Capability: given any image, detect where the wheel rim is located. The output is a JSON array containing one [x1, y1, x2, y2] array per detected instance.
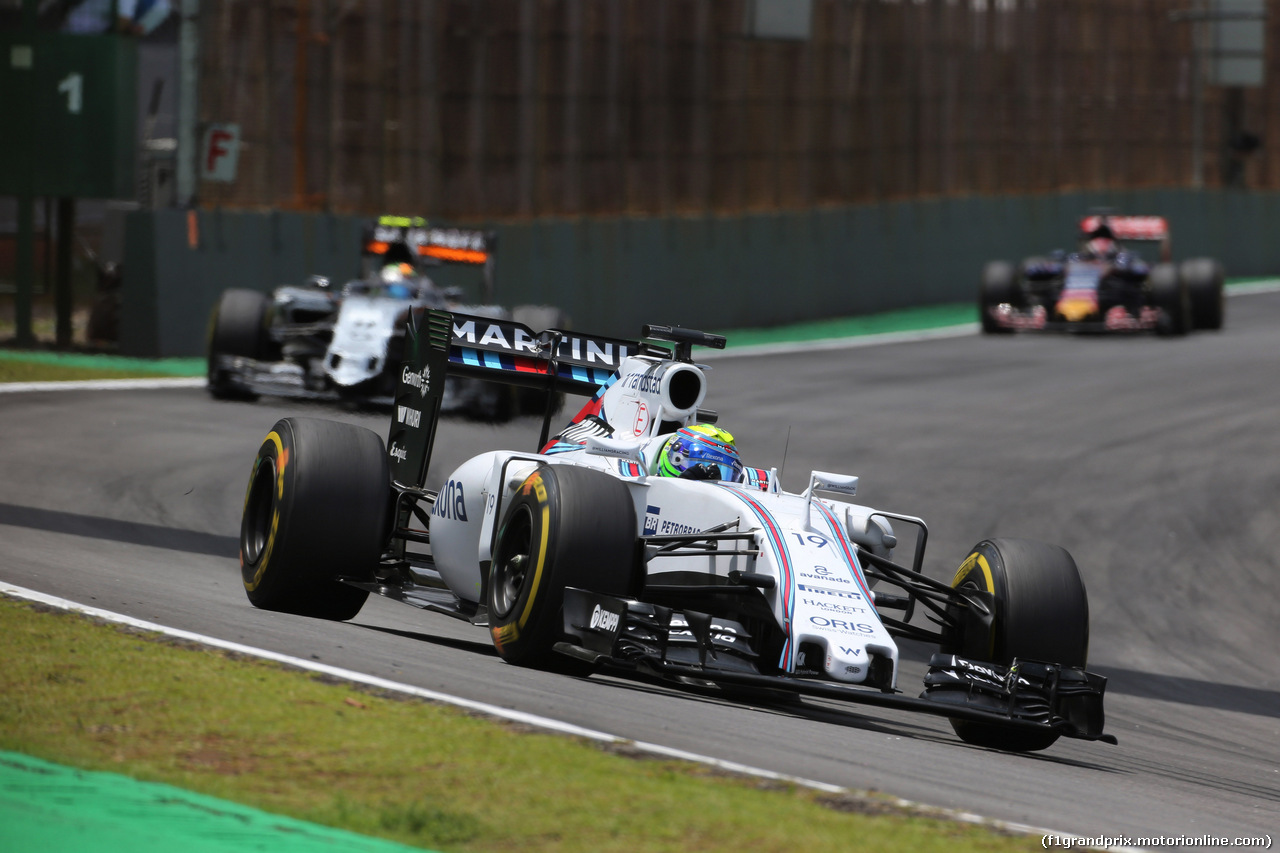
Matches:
[[242, 457, 277, 566], [491, 504, 534, 619]]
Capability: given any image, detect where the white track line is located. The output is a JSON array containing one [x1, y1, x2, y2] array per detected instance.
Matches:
[[0, 377, 204, 393], [0, 581, 1141, 851]]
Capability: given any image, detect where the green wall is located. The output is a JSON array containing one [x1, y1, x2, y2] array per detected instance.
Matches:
[[121, 189, 1280, 357]]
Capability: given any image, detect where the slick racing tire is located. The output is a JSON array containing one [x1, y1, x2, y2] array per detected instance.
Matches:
[[208, 289, 274, 401], [943, 538, 1089, 752], [488, 465, 638, 669], [1148, 263, 1190, 337], [240, 417, 389, 621], [1181, 258, 1225, 331], [979, 261, 1018, 335]]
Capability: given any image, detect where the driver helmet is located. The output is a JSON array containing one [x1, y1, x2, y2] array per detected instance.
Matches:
[[656, 424, 743, 482], [1085, 236, 1117, 258], [380, 263, 414, 298], [1084, 221, 1118, 258]]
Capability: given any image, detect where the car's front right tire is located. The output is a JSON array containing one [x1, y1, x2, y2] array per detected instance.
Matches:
[[979, 261, 1019, 335]]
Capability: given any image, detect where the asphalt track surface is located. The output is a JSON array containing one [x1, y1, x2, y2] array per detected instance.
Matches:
[[2, 292, 1278, 849]]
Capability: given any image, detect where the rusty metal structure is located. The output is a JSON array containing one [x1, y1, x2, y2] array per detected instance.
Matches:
[[194, 0, 1276, 218]]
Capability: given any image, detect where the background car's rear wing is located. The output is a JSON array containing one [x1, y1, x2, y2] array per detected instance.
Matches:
[[361, 215, 498, 300], [1079, 214, 1171, 261]]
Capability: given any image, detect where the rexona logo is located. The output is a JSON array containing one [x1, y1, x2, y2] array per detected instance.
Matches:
[[388, 442, 409, 463], [589, 605, 620, 632], [401, 365, 431, 397], [397, 406, 422, 428], [431, 479, 467, 521]]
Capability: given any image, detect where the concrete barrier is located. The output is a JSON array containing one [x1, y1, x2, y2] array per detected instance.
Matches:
[[120, 189, 1280, 357]]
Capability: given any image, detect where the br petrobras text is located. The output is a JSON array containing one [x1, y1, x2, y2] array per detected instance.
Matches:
[[1042, 834, 1271, 849]]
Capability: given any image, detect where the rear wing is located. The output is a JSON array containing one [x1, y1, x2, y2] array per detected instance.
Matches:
[[1079, 215, 1171, 261], [361, 215, 498, 300], [389, 310, 724, 490], [389, 309, 643, 488]]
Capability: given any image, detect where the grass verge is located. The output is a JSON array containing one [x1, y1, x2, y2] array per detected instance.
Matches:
[[0, 596, 1032, 853], [0, 349, 204, 382]]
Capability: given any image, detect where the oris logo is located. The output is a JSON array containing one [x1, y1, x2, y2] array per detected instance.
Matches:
[[589, 605, 620, 633], [401, 365, 431, 397]]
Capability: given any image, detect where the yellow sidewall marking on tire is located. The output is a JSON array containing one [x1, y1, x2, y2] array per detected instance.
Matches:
[[518, 505, 551, 630], [952, 550, 994, 593], [952, 550, 996, 659], [245, 431, 285, 592]]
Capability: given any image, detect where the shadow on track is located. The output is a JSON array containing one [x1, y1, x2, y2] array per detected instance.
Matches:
[[0, 502, 236, 558]]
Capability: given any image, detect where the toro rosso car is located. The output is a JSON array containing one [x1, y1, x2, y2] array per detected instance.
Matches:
[[238, 310, 1115, 752], [207, 215, 566, 420], [980, 215, 1224, 336]]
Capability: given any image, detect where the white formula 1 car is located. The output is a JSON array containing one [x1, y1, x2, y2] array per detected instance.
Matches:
[[207, 216, 565, 420], [238, 311, 1115, 752]]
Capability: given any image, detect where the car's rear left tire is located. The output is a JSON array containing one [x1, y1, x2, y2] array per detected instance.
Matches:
[[942, 538, 1090, 752], [240, 417, 388, 621], [488, 465, 639, 669]]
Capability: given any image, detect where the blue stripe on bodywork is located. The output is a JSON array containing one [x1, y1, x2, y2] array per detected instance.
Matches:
[[811, 501, 877, 607], [719, 488, 796, 672]]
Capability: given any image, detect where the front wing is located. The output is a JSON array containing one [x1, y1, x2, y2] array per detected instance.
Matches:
[[558, 588, 1115, 744]]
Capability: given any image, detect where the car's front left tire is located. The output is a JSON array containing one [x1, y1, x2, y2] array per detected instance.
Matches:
[[488, 465, 639, 669], [208, 289, 274, 400], [942, 538, 1090, 752]]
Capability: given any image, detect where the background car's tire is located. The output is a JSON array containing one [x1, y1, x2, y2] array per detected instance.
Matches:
[[979, 261, 1018, 335], [208, 289, 274, 400], [943, 538, 1090, 752], [512, 305, 572, 417], [1149, 263, 1190, 337], [240, 417, 388, 621], [488, 465, 638, 669], [1181, 257, 1225, 331]]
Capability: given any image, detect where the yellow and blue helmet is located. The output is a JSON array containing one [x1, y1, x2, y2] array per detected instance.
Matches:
[[656, 424, 743, 482]]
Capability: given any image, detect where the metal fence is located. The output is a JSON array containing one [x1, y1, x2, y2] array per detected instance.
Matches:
[[194, 0, 1276, 218]]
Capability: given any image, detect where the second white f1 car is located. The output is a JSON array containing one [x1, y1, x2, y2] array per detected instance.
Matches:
[[238, 310, 1115, 752]]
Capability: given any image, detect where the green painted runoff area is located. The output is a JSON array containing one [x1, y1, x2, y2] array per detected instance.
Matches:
[[0, 751, 434, 853]]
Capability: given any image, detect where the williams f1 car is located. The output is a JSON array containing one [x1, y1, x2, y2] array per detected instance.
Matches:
[[238, 310, 1114, 752], [980, 214, 1224, 336], [207, 215, 566, 419]]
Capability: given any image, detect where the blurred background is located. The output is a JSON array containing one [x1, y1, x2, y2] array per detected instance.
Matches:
[[1, 0, 1275, 354]]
